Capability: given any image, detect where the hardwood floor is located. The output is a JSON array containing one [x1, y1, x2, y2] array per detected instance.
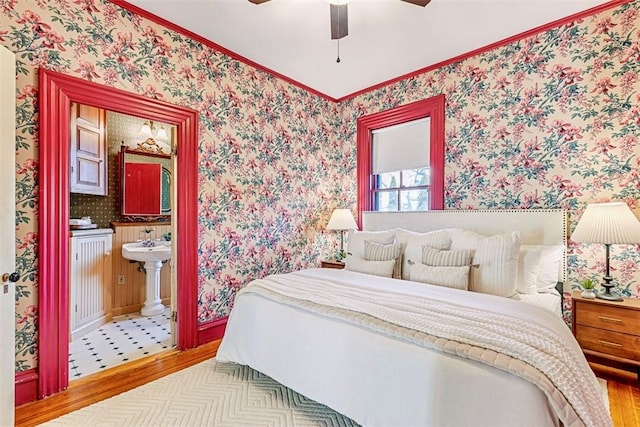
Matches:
[[15, 341, 640, 426], [590, 362, 640, 427]]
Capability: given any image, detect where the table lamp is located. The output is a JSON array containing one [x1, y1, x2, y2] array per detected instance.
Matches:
[[326, 208, 358, 260], [571, 202, 640, 301]]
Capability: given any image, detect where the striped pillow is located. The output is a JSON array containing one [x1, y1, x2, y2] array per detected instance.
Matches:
[[421, 246, 473, 267], [449, 230, 521, 297], [364, 240, 402, 279]]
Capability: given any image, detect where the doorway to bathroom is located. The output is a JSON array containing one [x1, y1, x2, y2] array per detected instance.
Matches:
[[38, 70, 199, 398], [68, 106, 176, 380]]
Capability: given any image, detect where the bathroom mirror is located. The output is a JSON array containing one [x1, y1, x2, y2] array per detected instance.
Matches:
[[119, 142, 171, 220]]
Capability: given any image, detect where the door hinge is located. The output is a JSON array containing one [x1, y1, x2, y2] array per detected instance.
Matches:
[[171, 311, 178, 322]]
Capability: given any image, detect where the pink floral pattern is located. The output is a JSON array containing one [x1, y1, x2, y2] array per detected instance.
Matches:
[[3, 1, 640, 372]]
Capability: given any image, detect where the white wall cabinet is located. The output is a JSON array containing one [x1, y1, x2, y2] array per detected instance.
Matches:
[[70, 229, 113, 341], [70, 103, 108, 195]]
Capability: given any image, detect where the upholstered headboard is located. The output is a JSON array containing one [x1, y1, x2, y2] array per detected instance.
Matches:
[[362, 209, 568, 282]]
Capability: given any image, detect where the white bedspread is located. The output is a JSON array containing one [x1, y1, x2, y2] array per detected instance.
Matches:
[[217, 268, 610, 427]]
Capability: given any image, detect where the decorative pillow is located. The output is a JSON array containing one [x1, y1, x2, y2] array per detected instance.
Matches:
[[410, 263, 470, 290], [421, 245, 473, 267], [395, 228, 459, 280], [364, 240, 403, 279], [516, 245, 542, 294], [534, 244, 564, 293], [450, 229, 521, 297], [344, 256, 395, 278], [346, 230, 394, 259]]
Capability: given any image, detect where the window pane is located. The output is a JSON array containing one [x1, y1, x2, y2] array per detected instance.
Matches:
[[400, 189, 429, 211], [374, 190, 398, 211], [376, 171, 400, 190], [402, 167, 430, 187]]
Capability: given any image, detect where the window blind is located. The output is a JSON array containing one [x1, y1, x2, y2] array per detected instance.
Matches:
[[372, 117, 430, 174]]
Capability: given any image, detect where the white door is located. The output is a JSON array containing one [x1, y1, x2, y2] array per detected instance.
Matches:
[[0, 45, 17, 427]]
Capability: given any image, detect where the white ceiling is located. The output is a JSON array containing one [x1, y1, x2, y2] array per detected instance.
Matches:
[[126, 0, 613, 100]]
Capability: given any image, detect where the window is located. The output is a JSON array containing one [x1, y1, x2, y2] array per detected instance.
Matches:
[[371, 117, 431, 211], [374, 168, 430, 211], [356, 95, 445, 224]]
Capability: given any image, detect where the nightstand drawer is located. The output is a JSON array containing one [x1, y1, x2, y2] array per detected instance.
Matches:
[[321, 260, 345, 269], [574, 301, 640, 334], [576, 326, 640, 361]]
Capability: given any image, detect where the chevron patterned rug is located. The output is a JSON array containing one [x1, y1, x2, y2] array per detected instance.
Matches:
[[41, 359, 358, 426]]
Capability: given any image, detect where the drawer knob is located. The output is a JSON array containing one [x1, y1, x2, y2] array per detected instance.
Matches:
[[598, 316, 622, 324], [598, 340, 623, 348]]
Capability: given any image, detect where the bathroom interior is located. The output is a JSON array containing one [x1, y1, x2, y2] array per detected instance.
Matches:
[[68, 104, 176, 380]]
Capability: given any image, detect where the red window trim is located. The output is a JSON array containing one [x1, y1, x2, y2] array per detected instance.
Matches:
[[356, 95, 445, 226]]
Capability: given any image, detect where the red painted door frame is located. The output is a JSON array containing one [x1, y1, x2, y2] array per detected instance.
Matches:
[[38, 69, 199, 398], [356, 95, 445, 225]]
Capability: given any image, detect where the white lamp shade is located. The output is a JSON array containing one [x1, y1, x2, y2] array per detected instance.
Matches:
[[572, 202, 640, 244], [140, 121, 153, 137], [326, 209, 358, 231], [155, 126, 168, 141]]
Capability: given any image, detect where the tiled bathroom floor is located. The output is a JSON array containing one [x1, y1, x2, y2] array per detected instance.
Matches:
[[69, 306, 173, 380]]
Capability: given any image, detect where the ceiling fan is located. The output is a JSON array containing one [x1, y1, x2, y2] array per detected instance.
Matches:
[[248, 0, 432, 40]]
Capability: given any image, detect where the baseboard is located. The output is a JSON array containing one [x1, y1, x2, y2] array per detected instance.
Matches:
[[197, 316, 228, 345], [15, 368, 38, 406], [111, 304, 144, 316], [71, 313, 112, 341]]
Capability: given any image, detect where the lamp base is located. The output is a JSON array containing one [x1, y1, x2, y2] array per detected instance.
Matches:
[[596, 292, 623, 301], [597, 281, 623, 301]]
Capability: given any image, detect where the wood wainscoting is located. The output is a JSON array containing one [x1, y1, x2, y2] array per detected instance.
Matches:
[[111, 222, 172, 315]]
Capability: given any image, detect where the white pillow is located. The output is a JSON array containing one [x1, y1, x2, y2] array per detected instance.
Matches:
[[535, 245, 564, 293], [347, 230, 394, 259], [450, 229, 521, 297], [345, 256, 395, 278], [516, 245, 542, 294], [364, 240, 403, 279], [395, 228, 458, 280], [410, 263, 470, 290]]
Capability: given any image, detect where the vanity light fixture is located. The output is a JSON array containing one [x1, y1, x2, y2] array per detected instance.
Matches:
[[572, 202, 640, 301], [140, 120, 169, 142]]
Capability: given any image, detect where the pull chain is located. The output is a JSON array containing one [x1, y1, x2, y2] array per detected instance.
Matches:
[[336, 39, 341, 63]]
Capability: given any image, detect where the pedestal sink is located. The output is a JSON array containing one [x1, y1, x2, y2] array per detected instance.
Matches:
[[122, 241, 171, 316]]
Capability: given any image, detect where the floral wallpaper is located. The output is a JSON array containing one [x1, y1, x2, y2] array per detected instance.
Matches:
[[4, 0, 640, 373]]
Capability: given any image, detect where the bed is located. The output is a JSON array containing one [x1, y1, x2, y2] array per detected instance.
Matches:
[[216, 210, 611, 427]]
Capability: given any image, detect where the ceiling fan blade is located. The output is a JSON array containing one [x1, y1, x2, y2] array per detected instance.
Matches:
[[330, 4, 348, 40], [400, 0, 432, 6], [248, 0, 271, 4]]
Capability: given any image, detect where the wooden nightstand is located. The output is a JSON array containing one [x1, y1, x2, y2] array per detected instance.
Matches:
[[572, 291, 640, 379], [321, 260, 345, 269]]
